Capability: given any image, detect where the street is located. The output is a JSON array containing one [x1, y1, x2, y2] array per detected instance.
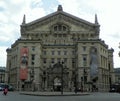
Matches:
[[0, 92, 120, 101]]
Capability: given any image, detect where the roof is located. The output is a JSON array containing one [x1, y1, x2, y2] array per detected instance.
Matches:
[[22, 5, 99, 27]]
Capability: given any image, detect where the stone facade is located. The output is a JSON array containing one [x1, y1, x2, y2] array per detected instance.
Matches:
[[6, 5, 115, 92]]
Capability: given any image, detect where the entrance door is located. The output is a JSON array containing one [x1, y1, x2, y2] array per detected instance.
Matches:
[[53, 77, 61, 91]]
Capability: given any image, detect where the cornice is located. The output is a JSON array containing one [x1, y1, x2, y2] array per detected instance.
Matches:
[[77, 39, 108, 48], [11, 39, 42, 48]]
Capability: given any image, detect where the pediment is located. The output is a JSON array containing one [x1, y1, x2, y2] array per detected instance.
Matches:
[[21, 10, 99, 34]]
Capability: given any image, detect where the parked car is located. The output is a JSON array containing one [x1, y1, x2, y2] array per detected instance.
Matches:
[[8, 85, 14, 91], [0, 86, 4, 91], [0, 83, 5, 91], [109, 84, 120, 93], [0, 83, 14, 91], [109, 87, 116, 92]]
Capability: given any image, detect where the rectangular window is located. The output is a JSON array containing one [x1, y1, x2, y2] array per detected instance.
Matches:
[[72, 51, 75, 55], [43, 51, 46, 55], [43, 58, 47, 64], [54, 34, 57, 37], [31, 61, 34, 65], [63, 34, 67, 37], [54, 26, 57, 31], [64, 58, 67, 63], [51, 58, 54, 63], [83, 55, 87, 66], [32, 46, 35, 51], [72, 58, 75, 68], [57, 58, 61, 63], [58, 34, 62, 37], [51, 51, 55, 55], [72, 58, 75, 63], [31, 54, 35, 60], [83, 46, 86, 51], [64, 51, 67, 55], [83, 57, 86, 61], [58, 51, 61, 55]]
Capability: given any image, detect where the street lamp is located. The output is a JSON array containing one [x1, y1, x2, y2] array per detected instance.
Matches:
[[43, 71, 46, 91], [74, 73, 77, 94], [83, 68, 87, 92], [61, 61, 64, 95]]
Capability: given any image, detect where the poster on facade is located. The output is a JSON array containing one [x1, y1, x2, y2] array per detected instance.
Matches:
[[90, 47, 98, 81], [20, 48, 28, 80], [20, 68, 28, 80]]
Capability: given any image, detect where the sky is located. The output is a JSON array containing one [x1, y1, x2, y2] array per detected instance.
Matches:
[[0, 0, 120, 68]]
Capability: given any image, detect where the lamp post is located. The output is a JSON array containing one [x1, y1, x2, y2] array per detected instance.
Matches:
[[61, 61, 64, 95], [43, 71, 46, 91], [83, 68, 87, 92], [74, 73, 77, 94], [81, 76, 83, 92]]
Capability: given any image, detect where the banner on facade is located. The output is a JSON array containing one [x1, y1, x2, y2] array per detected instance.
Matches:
[[20, 48, 28, 80], [20, 68, 28, 80], [90, 47, 98, 81]]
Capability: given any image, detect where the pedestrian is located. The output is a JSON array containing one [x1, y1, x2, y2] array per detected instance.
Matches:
[[74, 87, 77, 94], [3, 87, 8, 95]]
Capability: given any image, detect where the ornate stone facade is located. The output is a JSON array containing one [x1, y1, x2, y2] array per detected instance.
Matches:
[[6, 5, 115, 92]]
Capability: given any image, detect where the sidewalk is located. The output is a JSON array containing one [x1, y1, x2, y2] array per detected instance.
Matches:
[[19, 91, 90, 96]]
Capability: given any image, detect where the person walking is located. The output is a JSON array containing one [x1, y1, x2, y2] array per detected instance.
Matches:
[[3, 87, 8, 95]]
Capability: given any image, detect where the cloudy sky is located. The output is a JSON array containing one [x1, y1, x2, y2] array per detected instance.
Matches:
[[0, 0, 120, 68]]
